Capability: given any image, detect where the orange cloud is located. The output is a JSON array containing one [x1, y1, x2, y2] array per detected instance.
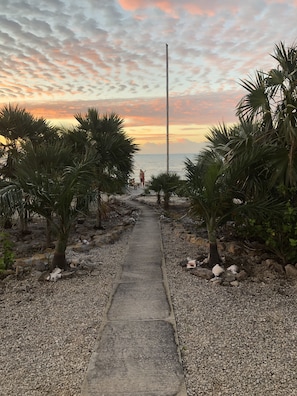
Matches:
[[119, 0, 173, 14], [183, 3, 215, 16], [265, 0, 297, 4], [4, 89, 241, 131], [118, 0, 239, 17]]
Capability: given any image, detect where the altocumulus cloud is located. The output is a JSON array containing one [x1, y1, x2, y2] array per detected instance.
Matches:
[[1, 0, 297, 147]]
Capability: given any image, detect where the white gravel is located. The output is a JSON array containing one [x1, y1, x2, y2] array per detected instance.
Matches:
[[1, 198, 297, 396], [0, 236, 130, 396], [161, 220, 297, 396]]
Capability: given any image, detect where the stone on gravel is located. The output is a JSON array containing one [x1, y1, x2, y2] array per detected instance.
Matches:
[[236, 269, 249, 281], [190, 267, 213, 280], [285, 264, 297, 279]]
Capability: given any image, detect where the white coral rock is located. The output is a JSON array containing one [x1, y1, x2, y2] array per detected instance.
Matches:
[[47, 267, 62, 282], [227, 264, 239, 274], [212, 264, 225, 277], [186, 259, 197, 269]]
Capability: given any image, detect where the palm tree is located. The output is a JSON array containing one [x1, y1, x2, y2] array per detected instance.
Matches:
[[75, 108, 139, 229], [185, 140, 283, 267], [9, 141, 95, 270], [0, 105, 59, 232], [236, 42, 297, 187], [185, 43, 296, 265], [185, 150, 233, 265], [148, 173, 181, 209], [208, 122, 280, 196], [0, 178, 23, 229], [148, 175, 162, 205], [0, 104, 57, 179], [61, 128, 95, 213]]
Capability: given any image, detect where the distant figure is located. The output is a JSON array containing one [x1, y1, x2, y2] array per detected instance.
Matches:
[[139, 169, 145, 186]]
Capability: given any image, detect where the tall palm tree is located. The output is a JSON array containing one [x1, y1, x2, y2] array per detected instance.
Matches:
[[236, 70, 273, 129], [208, 122, 279, 196], [75, 108, 139, 228], [236, 42, 297, 187], [0, 104, 34, 179], [187, 43, 295, 265], [0, 104, 57, 179], [61, 128, 95, 213], [0, 105, 59, 232]]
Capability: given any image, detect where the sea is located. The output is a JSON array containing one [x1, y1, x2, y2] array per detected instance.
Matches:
[[131, 153, 198, 183], [0, 152, 198, 183]]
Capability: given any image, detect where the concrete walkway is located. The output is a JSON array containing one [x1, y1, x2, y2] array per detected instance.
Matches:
[[81, 199, 187, 396]]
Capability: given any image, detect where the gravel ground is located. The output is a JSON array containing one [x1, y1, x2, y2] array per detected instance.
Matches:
[[0, 235, 130, 396], [161, 220, 297, 396], [1, 196, 297, 396]]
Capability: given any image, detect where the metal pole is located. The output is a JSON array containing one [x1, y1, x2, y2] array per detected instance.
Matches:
[[166, 43, 169, 174]]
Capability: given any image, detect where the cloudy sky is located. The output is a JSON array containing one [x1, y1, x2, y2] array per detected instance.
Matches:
[[1, 0, 297, 153]]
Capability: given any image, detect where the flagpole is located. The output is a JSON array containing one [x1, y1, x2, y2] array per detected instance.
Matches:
[[166, 43, 169, 174]]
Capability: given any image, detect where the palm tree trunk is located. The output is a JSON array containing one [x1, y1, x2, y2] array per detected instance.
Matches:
[[157, 192, 161, 205], [19, 199, 29, 234], [51, 231, 69, 270], [288, 141, 295, 185], [209, 241, 221, 266], [207, 220, 221, 266], [46, 217, 52, 248], [164, 192, 170, 209], [19, 211, 29, 234], [95, 189, 103, 229]]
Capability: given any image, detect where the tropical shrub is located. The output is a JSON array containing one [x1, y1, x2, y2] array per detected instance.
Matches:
[[148, 172, 181, 209], [236, 198, 297, 263]]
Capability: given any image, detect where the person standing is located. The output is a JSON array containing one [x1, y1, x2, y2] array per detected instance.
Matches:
[[139, 169, 145, 186]]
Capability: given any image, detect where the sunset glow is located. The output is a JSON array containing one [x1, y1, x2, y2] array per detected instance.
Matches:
[[1, 1, 297, 153]]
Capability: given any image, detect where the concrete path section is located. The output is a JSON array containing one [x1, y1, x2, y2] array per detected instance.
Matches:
[[81, 200, 187, 396]]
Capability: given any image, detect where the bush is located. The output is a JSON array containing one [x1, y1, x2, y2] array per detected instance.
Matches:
[[236, 201, 297, 264]]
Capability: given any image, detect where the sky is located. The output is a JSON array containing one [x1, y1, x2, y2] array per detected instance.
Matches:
[[1, 0, 297, 154]]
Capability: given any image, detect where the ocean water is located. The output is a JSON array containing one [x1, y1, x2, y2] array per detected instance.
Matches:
[[0, 152, 197, 183], [131, 153, 198, 183]]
